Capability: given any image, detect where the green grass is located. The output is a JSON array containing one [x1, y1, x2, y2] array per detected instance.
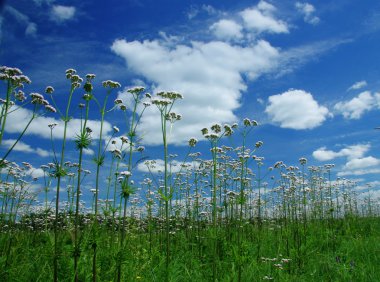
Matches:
[[0, 216, 379, 281]]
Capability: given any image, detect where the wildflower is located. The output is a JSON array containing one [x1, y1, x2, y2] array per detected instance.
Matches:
[[85, 74, 96, 80], [145, 93, 152, 98], [151, 97, 172, 106], [45, 105, 57, 113], [166, 112, 182, 122], [65, 68, 76, 76], [119, 104, 127, 111], [30, 93, 47, 105], [79, 103, 85, 108], [188, 138, 198, 147], [243, 118, 251, 126], [15, 90, 26, 102], [157, 91, 183, 100], [30, 92, 44, 100], [224, 124, 233, 136], [136, 146, 145, 152], [113, 126, 120, 133], [120, 170, 132, 177], [114, 98, 123, 104], [45, 86, 54, 94], [82, 93, 92, 101], [201, 128, 208, 135], [86, 127, 93, 134], [102, 80, 121, 88], [274, 161, 283, 168], [211, 123, 222, 133], [127, 86, 145, 94], [255, 141, 263, 148], [120, 136, 129, 143], [299, 157, 307, 165], [0, 67, 31, 86], [70, 74, 82, 83], [83, 81, 93, 92]]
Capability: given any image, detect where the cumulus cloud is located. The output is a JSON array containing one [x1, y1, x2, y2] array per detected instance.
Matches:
[[334, 91, 374, 119], [2, 139, 51, 157], [4, 108, 113, 140], [50, 5, 76, 23], [312, 144, 370, 161], [265, 89, 330, 129], [240, 1, 289, 35], [112, 38, 279, 145], [210, 19, 243, 41], [343, 156, 380, 170], [348, 80, 367, 91], [295, 2, 320, 25], [313, 144, 379, 176]]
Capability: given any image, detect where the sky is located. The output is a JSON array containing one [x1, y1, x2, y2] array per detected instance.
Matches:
[[1, 0, 380, 204]]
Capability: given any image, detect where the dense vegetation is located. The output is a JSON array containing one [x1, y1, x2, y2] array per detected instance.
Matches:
[[1, 66, 379, 281]]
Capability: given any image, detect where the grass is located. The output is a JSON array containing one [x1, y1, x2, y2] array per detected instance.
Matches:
[[0, 215, 379, 281], [1, 66, 380, 281]]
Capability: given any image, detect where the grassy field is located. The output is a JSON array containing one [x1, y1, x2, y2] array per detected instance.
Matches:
[[0, 215, 379, 281], [1, 67, 380, 281]]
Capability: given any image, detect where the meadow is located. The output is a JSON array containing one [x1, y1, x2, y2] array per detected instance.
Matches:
[[0, 66, 379, 281]]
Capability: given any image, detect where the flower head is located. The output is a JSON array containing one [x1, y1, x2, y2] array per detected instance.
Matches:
[[45, 86, 55, 94], [188, 138, 198, 147]]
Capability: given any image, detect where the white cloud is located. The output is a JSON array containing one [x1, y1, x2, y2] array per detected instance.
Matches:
[[137, 159, 198, 174], [5, 5, 37, 37], [202, 5, 218, 16], [2, 139, 51, 157], [83, 148, 95, 156], [240, 1, 289, 35], [265, 89, 329, 129], [295, 2, 320, 25], [348, 80, 367, 91], [187, 4, 219, 20], [357, 188, 380, 201], [343, 156, 380, 170], [50, 5, 76, 23], [338, 168, 380, 177], [25, 22, 37, 37], [312, 144, 370, 161], [210, 19, 243, 41], [278, 38, 352, 77], [312, 144, 380, 176], [33, 0, 55, 6], [334, 91, 374, 119], [29, 168, 45, 179], [355, 181, 380, 191], [4, 108, 113, 141], [111, 38, 279, 145]]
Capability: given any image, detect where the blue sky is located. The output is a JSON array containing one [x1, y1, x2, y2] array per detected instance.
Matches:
[[1, 0, 380, 203]]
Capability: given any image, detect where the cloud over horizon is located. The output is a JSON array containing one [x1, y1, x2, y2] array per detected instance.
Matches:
[[111, 38, 280, 145]]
